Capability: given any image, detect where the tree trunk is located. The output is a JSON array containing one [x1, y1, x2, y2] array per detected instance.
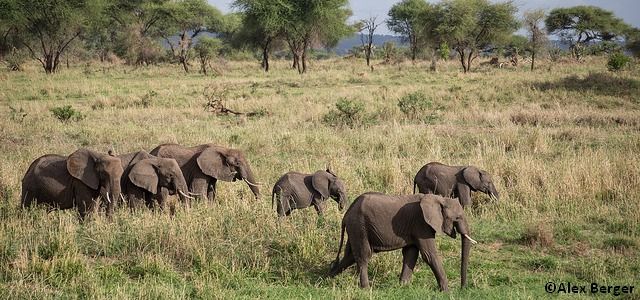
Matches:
[[181, 58, 189, 73], [530, 51, 536, 71], [457, 49, 467, 73], [292, 54, 299, 70], [466, 51, 474, 73], [262, 43, 270, 72], [300, 48, 307, 74]]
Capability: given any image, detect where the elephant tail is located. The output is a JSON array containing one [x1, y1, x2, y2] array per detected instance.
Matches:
[[332, 221, 346, 268], [413, 180, 416, 194]]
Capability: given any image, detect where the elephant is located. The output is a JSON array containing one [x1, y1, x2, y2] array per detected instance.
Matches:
[[21, 148, 123, 220], [329, 192, 478, 290], [150, 143, 260, 201], [271, 169, 347, 217], [117, 150, 193, 214], [413, 162, 499, 207]]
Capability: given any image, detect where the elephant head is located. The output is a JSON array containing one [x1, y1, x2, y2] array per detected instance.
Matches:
[[196, 147, 260, 198], [66, 148, 123, 216], [312, 169, 347, 210], [128, 157, 190, 200], [460, 166, 499, 205], [420, 195, 477, 287]]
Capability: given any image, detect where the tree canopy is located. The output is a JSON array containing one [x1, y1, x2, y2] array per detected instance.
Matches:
[[0, 0, 102, 73], [545, 6, 632, 60], [387, 0, 429, 61], [426, 0, 519, 73]]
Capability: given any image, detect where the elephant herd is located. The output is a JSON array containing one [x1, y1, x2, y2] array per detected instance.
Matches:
[[20, 143, 500, 291]]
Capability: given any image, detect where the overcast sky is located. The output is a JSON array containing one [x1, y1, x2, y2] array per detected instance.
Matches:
[[208, 0, 640, 35]]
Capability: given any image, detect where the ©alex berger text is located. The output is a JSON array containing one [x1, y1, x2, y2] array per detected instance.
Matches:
[[545, 281, 635, 296]]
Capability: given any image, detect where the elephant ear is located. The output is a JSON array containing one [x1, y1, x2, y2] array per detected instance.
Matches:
[[311, 171, 330, 199], [462, 166, 482, 191], [67, 148, 99, 190], [128, 160, 158, 194], [196, 147, 235, 181], [420, 195, 444, 235]]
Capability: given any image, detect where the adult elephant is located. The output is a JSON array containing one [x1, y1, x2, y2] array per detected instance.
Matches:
[[329, 192, 477, 290], [271, 169, 347, 217], [413, 162, 499, 207], [150, 143, 260, 201], [21, 148, 123, 220], [117, 151, 193, 214]]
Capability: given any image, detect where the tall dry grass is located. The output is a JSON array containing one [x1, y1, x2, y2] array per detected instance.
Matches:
[[0, 56, 639, 298]]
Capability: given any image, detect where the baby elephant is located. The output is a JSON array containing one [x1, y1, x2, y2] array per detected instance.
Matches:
[[118, 151, 193, 214], [271, 169, 347, 216], [413, 162, 499, 207], [329, 192, 478, 290]]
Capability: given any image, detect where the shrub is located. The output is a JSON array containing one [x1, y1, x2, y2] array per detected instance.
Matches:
[[397, 91, 437, 122], [607, 52, 631, 72], [323, 98, 372, 128], [50, 105, 85, 123]]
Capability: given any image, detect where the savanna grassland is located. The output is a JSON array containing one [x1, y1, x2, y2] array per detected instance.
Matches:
[[0, 57, 639, 299]]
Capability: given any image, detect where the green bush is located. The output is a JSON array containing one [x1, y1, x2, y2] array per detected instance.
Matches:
[[323, 98, 373, 128], [50, 105, 85, 123], [398, 91, 434, 120], [607, 53, 631, 72]]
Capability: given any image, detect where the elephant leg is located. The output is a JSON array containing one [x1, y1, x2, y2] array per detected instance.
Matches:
[[400, 246, 419, 284], [313, 201, 326, 216], [419, 238, 449, 292], [207, 179, 217, 202], [330, 243, 356, 276], [352, 238, 372, 288], [191, 175, 209, 201]]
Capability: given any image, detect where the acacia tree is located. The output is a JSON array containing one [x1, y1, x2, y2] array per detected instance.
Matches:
[[105, 0, 172, 65], [545, 6, 631, 61], [523, 9, 547, 70], [233, 0, 290, 72], [283, 0, 353, 74], [0, 0, 101, 73], [386, 0, 428, 61], [359, 17, 381, 67], [433, 0, 518, 73], [159, 0, 223, 73]]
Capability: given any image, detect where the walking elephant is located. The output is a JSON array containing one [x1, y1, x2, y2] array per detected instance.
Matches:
[[271, 169, 347, 217], [150, 143, 260, 201], [413, 162, 499, 207], [21, 148, 123, 220], [117, 151, 193, 214], [329, 192, 477, 290]]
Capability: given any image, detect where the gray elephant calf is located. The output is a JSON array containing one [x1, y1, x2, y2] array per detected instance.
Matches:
[[329, 192, 478, 290], [21, 148, 123, 220], [413, 162, 499, 207], [271, 169, 347, 216], [117, 151, 193, 214]]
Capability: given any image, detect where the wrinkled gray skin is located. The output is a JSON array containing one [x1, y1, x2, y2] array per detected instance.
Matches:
[[150, 143, 260, 201], [271, 169, 347, 217], [414, 162, 499, 207], [21, 148, 123, 221], [118, 151, 190, 214], [329, 193, 475, 290]]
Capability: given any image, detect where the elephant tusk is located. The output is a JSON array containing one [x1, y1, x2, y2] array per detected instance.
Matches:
[[187, 191, 201, 196], [120, 194, 126, 204], [106, 192, 111, 204], [179, 190, 195, 200], [463, 234, 478, 244], [243, 178, 262, 187]]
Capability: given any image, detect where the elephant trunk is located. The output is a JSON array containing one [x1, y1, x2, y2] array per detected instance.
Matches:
[[337, 192, 347, 210], [489, 184, 499, 201], [103, 178, 122, 218], [242, 167, 260, 199], [455, 218, 474, 288]]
